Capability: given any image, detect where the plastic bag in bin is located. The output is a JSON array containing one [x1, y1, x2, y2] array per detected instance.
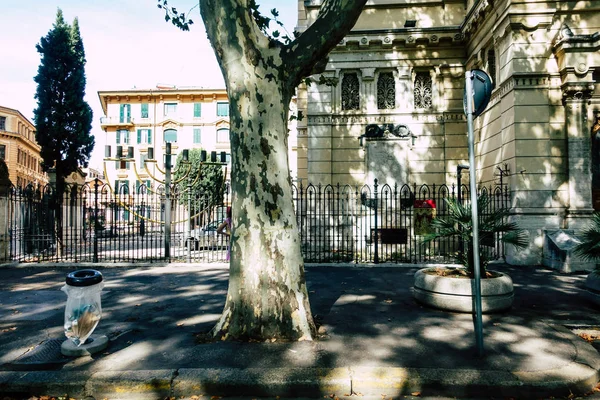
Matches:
[[61, 269, 104, 346]]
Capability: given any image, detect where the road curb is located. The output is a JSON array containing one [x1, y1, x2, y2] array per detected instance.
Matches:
[[1, 357, 598, 400]]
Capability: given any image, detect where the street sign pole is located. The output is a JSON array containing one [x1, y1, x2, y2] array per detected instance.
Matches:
[[465, 70, 485, 357]]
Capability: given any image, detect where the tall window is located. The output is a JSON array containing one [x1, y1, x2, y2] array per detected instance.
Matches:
[[194, 103, 202, 118], [0, 144, 5, 160], [217, 128, 229, 143], [116, 160, 130, 170], [341, 73, 360, 110], [164, 103, 177, 116], [141, 103, 149, 118], [137, 129, 152, 144], [488, 48, 497, 89], [193, 128, 202, 144], [116, 129, 129, 144], [217, 102, 229, 117], [119, 104, 131, 123], [164, 129, 177, 143], [0, 116, 6, 131], [377, 72, 396, 110], [414, 72, 432, 109]]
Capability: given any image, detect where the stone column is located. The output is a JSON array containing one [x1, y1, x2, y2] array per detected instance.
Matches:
[[563, 84, 595, 229], [397, 67, 412, 112], [361, 68, 376, 114]]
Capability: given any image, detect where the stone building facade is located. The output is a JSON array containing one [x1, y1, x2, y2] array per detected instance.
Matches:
[[297, 0, 600, 265], [0, 106, 48, 188]]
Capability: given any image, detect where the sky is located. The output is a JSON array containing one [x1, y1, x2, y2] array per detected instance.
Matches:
[[0, 0, 297, 169]]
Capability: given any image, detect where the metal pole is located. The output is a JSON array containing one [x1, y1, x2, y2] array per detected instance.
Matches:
[[465, 70, 484, 357], [93, 179, 99, 263], [373, 178, 379, 264], [187, 178, 192, 263], [165, 143, 172, 259]]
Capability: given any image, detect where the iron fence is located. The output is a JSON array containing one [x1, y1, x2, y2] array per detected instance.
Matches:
[[294, 180, 510, 264], [0, 179, 510, 264]]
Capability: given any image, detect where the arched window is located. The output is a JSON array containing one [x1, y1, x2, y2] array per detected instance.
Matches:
[[164, 129, 177, 143], [414, 72, 432, 109], [217, 128, 229, 143], [341, 73, 360, 110], [377, 72, 395, 109]]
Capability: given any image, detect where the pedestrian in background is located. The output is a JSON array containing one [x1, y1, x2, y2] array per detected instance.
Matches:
[[217, 206, 232, 261]]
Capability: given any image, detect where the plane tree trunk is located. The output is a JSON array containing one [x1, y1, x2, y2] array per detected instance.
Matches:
[[200, 0, 367, 341]]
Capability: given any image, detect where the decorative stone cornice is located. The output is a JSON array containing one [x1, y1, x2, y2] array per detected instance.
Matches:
[[561, 82, 595, 103], [462, 0, 492, 37], [337, 29, 463, 49], [552, 24, 600, 82], [469, 8, 554, 44], [553, 24, 600, 50], [307, 113, 466, 125]]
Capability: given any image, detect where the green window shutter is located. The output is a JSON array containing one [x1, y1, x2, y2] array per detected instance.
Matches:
[[115, 160, 119, 169], [194, 103, 202, 117], [115, 180, 119, 192], [147, 129, 152, 144], [119, 104, 124, 123], [126, 104, 131, 122], [217, 102, 229, 117], [141, 103, 148, 118], [146, 180, 151, 188], [193, 128, 201, 144], [137, 129, 142, 144], [116, 130, 121, 144]]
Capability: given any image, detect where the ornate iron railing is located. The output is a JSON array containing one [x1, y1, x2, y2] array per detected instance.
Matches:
[[0, 179, 509, 264]]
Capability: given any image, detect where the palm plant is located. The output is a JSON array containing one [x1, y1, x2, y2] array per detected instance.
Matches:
[[573, 213, 600, 265], [421, 194, 528, 278]]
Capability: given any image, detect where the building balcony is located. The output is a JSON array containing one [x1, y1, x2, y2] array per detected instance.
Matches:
[[100, 116, 135, 128]]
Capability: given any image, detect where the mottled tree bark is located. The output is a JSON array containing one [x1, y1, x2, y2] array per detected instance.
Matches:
[[200, 0, 367, 341]]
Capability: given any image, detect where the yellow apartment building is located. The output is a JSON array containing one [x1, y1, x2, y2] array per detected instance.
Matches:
[[0, 106, 48, 188], [98, 86, 299, 194]]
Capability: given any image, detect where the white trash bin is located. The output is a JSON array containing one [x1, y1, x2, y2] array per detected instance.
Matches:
[[61, 269, 108, 356]]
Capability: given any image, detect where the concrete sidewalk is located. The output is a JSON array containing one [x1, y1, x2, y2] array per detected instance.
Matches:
[[0, 263, 600, 399]]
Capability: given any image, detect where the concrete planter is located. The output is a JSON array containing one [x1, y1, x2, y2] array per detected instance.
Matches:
[[584, 270, 600, 307], [412, 267, 514, 313]]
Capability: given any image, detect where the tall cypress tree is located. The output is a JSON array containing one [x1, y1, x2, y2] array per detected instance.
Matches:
[[33, 9, 94, 256], [33, 9, 94, 187]]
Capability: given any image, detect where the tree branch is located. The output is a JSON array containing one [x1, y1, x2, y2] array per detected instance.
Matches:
[[283, 0, 367, 88], [199, 0, 277, 85]]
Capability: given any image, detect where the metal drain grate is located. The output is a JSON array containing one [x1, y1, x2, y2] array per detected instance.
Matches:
[[10, 339, 70, 370]]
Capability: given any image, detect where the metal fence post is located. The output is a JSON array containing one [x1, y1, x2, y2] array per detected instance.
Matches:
[[374, 178, 379, 264], [93, 179, 99, 263], [187, 180, 192, 263], [164, 143, 172, 260]]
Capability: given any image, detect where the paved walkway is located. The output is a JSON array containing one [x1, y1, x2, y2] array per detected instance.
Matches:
[[0, 262, 600, 399]]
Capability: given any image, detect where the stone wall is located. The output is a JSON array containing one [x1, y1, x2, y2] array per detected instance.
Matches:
[[299, 0, 600, 265]]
